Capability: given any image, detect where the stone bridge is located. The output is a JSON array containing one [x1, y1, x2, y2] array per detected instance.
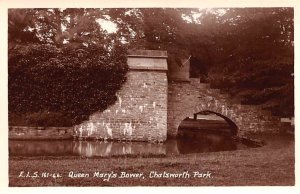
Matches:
[[74, 50, 282, 142]]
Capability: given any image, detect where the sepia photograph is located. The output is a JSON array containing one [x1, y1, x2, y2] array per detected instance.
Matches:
[[2, 0, 296, 189]]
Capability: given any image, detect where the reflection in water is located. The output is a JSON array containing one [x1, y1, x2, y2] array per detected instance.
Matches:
[[71, 141, 166, 157], [9, 132, 240, 157], [9, 140, 167, 157], [9, 140, 75, 156], [176, 132, 237, 154]]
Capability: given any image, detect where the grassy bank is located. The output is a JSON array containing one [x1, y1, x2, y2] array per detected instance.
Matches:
[[9, 134, 294, 186]]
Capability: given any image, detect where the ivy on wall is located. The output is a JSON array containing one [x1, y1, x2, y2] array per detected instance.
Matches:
[[9, 44, 128, 126]]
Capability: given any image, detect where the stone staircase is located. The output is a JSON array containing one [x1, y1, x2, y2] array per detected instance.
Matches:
[[189, 78, 293, 135]]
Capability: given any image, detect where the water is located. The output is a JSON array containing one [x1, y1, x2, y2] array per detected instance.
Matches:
[[9, 132, 245, 157]]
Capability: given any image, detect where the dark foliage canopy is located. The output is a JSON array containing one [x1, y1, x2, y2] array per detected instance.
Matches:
[[9, 44, 127, 126], [8, 8, 294, 126]]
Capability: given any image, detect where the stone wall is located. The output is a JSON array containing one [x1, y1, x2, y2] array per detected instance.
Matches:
[[9, 126, 73, 140], [9, 50, 288, 142], [167, 57, 190, 81], [73, 50, 168, 142], [167, 78, 285, 137]]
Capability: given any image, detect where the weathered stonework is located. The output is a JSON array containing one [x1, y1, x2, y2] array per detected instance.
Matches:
[[74, 50, 168, 142], [167, 78, 283, 137], [72, 49, 286, 142], [167, 56, 190, 81], [9, 50, 288, 141]]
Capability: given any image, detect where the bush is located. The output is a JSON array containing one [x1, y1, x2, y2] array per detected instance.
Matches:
[[8, 43, 128, 126], [9, 111, 73, 127], [207, 61, 294, 117], [25, 111, 73, 127]]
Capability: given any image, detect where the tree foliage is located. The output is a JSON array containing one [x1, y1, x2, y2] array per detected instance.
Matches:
[[8, 8, 294, 127], [8, 9, 128, 126], [9, 43, 127, 126], [204, 8, 294, 116], [104, 7, 294, 116]]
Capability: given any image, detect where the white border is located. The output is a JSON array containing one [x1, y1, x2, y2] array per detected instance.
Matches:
[[0, 1, 298, 194]]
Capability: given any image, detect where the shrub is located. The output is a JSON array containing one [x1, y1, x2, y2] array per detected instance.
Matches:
[[8, 44, 128, 126]]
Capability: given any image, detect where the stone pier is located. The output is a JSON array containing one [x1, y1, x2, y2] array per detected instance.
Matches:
[[74, 50, 168, 142]]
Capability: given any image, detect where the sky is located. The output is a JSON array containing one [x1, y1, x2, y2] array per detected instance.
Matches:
[[97, 18, 118, 33], [96, 9, 227, 33]]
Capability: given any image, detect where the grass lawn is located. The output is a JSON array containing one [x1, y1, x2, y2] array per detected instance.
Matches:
[[9, 134, 294, 186]]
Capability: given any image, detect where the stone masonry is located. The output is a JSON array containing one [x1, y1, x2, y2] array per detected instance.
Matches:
[[73, 50, 168, 142], [73, 49, 286, 142], [168, 78, 284, 137]]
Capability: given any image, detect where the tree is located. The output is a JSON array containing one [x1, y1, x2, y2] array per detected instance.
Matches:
[[204, 8, 294, 116], [8, 8, 294, 126], [8, 9, 128, 126]]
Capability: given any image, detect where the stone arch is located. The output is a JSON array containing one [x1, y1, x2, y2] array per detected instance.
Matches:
[[189, 110, 238, 135], [168, 97, 242, 137]]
